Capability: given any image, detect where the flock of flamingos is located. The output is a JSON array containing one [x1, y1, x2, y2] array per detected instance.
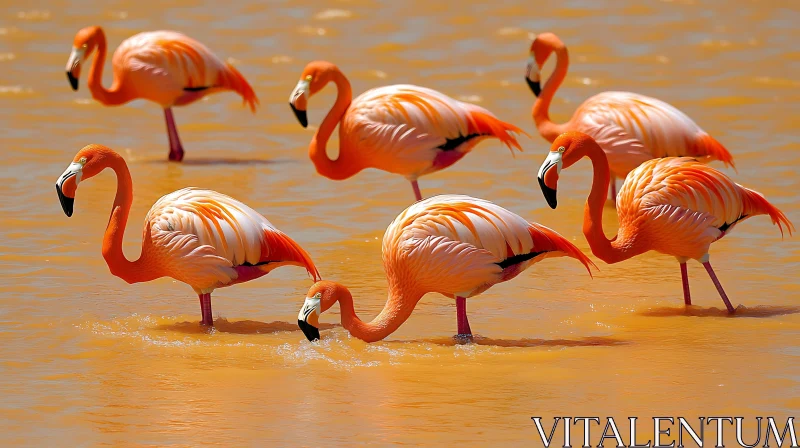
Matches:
[[55, 26, 794, 343]]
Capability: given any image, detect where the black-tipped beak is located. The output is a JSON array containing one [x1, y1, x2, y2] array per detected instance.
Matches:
[[67, 72, 79, 91], [527, 78, 541, 97], [538, 176, 558, 209], [56, 184, 74, 217], [298, 319, 320, 341], [290, 103, 308, 128]]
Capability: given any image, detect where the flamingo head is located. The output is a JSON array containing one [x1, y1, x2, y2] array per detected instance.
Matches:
[[66, 26, 100, 91], [55, 145, 111, 217], [537, 132, 587, 209], [526, 32, 564, 97], [288, 61, 340, 128], [297, 280, 348, 341]]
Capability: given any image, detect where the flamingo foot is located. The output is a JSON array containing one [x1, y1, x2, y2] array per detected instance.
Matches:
[[410, 180, 423, 202], [702, 261, 735, 314], [168, 147, 185, 162], [680, 262, 692, 305], [455, 296, 472, 340], [199, 293, 214, 326], [164, 107, 185, 163], [609, 177, 617, 208]]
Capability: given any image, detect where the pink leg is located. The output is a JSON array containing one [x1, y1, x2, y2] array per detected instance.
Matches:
[[164, 108, 185, 162], [702, 262, 735, 314], [410, 180, 423, 201], [680, 262, 691, 305], [198, 293, 214, 326], [456, 296, 472, 336], [609, 176, 617, 207]]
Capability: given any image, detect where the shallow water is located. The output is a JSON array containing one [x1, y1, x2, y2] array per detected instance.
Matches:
[[1, 0, 798, 445]]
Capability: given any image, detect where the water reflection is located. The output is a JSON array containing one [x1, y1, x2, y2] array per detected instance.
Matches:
[[157, 318, 338, 334], [638, 304, 800, 318], [1, 0, 798, 445]]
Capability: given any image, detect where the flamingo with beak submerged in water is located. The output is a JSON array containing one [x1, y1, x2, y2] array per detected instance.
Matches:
[[297, 194, 594, 342], [55, 144, 318, 326]]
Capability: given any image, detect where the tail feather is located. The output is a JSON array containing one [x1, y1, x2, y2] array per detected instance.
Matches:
[[528, 223, 597, 276], [466, 110, 528, 155], [693, 133, 736, 171], [218, 62, 259, 113], [740, 187, 794, 237], [260, 229, 321, 281]]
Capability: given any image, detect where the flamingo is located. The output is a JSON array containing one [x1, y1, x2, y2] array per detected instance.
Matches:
[[296, 195, 594, 342], [55, 144, 319, 326], [525, 32, 735, 204], [536, 132, 793, 313], [65, 26, 259, 162], [288, 61, 526, 201]]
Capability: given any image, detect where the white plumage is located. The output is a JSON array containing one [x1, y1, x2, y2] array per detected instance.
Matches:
[[342, 85, 504, 177], [382, 195, 591, 297], [619, 158, 756, 255], [143, 187, 316, 292], [387, 195, 537, 261], [111, 31, 234, 108], [576, 91, 719, 176], [146, 187, 274, 265]]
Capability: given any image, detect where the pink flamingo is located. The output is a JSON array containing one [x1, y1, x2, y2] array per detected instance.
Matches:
[[537, 132, 793, 312], [288, 61, 525, 201], [297, 195, 594, 342], [55, 144, 319, 326], [66, 26, 258, 161], [526, 32, 735, 204]]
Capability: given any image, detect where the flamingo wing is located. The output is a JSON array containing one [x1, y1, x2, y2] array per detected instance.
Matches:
[[383, 195, 592, 297], [576, 92, 733, 177], [343, 85, 522, 177], [144, 188, 318, 291], [619, 158, 791, 258], [113, 31, 257, 110]]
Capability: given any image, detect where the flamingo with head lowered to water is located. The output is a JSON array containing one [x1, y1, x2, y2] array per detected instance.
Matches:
[[296, 194, 594, 342]]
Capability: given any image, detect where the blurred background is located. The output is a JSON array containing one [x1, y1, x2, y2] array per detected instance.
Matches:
[[0, 0, 798, 445]]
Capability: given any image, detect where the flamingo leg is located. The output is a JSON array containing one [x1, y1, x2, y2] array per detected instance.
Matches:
[[456, 296, 472, 337], [198, 293, 214, 326], [410, 180, 423, 201], [702, 262, 735, 314], [609, 176, 617, 207], [680, 262, 692, 305], [164, 108, 185, 162]]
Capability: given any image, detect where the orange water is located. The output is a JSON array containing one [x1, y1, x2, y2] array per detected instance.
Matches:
[[1, 1, 798, 445]]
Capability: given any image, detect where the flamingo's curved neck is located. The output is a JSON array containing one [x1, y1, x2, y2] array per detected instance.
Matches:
[[533, 46, 571, 142], [580, 141, 638, 264], [309, 70, 362, 180], [87, 29, 129, 106], [335, 283, 423, 343], [101, 154, 157, 283]]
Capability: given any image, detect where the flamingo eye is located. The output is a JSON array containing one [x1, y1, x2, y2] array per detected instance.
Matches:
[[305, 75, 312, 81], [78, 157, 87, 165], [557, 146, 566, 153]]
